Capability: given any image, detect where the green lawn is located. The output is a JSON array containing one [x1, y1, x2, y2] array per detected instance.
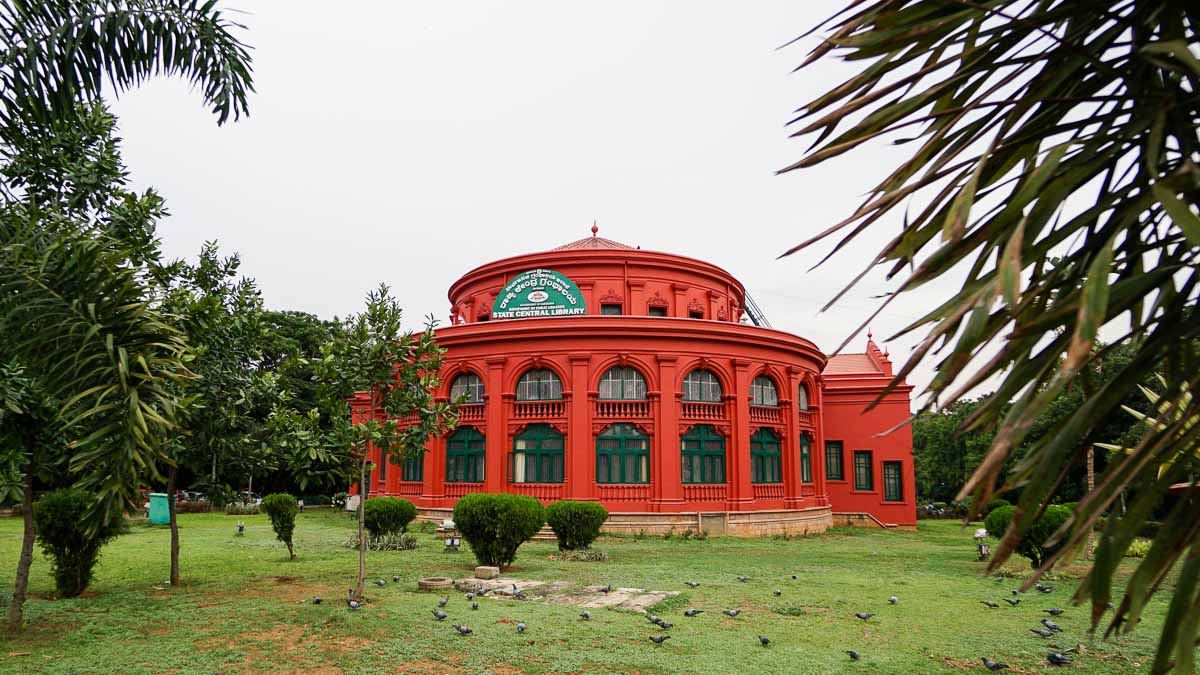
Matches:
[[0, 511, 1170, 673]]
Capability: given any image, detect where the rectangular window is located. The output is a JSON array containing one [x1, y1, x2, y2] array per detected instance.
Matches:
[[825, 441, 844, 481], [800, 442, 812, 483], [600, 304, 623, 315], [854, 450, 874, 491], [648, 306, 667, 317], [401, 456, 423, 482], [689, 310, 704, 319], [377, 453, 386, 481], [883, 461, 903, 502]]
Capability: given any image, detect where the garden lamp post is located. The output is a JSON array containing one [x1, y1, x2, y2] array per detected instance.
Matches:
[[974, 528, 990, 561]]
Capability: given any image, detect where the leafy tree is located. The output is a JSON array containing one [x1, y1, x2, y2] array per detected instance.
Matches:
[[0, 0, 253, 631], [315, 284, 457, 601], [260, 493, 298, 560], [786, 3, 1198, 669]]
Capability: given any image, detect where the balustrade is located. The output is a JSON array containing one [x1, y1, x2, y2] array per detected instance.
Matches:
[[680, 401, 726, 421], [797, 409, 814, 426], [595, 483, 652, 502], [444, 482, 483, 498], [749, 405, 782, 424], [513, 400, 565, 419], [594, 399, 651, 419], [682, 484, 727, 501], [458, 403, 485, 423], [397, 481, 422, 496], [752, 484, 785, 499], [506, 482, 565, 502]]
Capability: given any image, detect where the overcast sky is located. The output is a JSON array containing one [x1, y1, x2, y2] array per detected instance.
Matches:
[[109, 1, 962, 396]]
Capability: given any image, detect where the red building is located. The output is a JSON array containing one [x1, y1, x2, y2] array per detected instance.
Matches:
[[353, 227, 915, 534]]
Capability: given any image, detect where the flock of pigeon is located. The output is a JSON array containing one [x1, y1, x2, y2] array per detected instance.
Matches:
[[311, 573, 1083, 668]]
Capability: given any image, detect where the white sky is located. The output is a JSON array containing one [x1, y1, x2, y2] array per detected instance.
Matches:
[[109, 1, 967, 397]]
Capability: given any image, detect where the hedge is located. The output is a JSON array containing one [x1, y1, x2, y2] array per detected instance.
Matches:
[[546, 501, 608, 551], [33, 489, 122, 597], [363, 497, 417, 537], [261, 493, 299, 559], [984, 504, 1072, 568], [453, 493, 545, 568]]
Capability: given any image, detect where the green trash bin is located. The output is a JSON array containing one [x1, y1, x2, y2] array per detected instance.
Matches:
[[149, 493, 170, 525]]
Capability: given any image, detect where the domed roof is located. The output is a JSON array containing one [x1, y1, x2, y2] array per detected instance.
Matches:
[[553, 223, 637, 251]]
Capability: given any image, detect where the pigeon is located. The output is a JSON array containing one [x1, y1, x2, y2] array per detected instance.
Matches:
[[392, 575, 400, 582], [684, 581, 701, 588], [580, 610, 591, 620], [465, 592, 474, 600], [1035, 583, 1048, 591], [1038, 585, 1054, 594], [1041, 618, 1062, 632], [723, 609, 741, 618], [1047, 652, 1072, 666], [656, 621, 674, 630], [477, 587, 491, 597], [982, 657, 1009, 671], [438, 597, 448, 608], [1012, 589, 1020, 596], [516, 622, 526, 633], [346, 598, 362, 610], [854, 612, 874, 621], [737, 575, 750, 582], [847, 651, 861, 661], [649, 635, 670, 645], [374, 579, 386, 588], [888, 596, 898, 605], [683, 609, 704, 617], [1004, 598, 1020, 606], [1045, 608, 1065, 616], [600, 584, 613, 594], [647, 615, 661, 624], [981, 600, 999, 609], [1030, 628, 1054, 638], [452, 624, 472, 635], [312, 596, 323, 605], [791, 575, 798, 580], [432, 609, 447, 621], [758, 636, 770, 647], [774, 590, 782, 597], [471, 601, 479, 610]]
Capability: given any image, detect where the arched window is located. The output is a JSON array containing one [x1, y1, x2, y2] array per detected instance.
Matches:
[[681, 425, 726, 484], [450, 372, 484, 403], [682, 369, 722, 402], [516, 368, 562, 401], [511, 423, 564, 483], [798, 384, 809, 411], [446, 427, 485, 483], [599, 366, 647, 400], [596, 424, 649, 484], [751, 428, 781, 484], [751, 376, 778, 406]]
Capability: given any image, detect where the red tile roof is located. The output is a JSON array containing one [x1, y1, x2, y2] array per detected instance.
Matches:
[[553, 235, 637, 251], [823, 353, 881, 375]]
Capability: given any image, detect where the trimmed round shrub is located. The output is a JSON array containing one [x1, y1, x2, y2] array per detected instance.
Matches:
[[546, 501, 608, 551], [453, 493, 545, 568], [984, 504, 1016, 539], [982, 498, 1012, 517], [33, 489, 122, 598], [260, 493, 299, 559], [363, 497, 417, 538]]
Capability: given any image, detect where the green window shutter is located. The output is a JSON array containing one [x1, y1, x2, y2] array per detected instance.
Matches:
[[800, 434, 812, 483], [595, 423, 650, 484], [446, 426, 486, 483], [750, 428, 782, 484], [825, 441, 844, 480], [681, 425, 726, 484], [883, 461, 903, 502], [378, 452, 386, 481], [511, 423, 565, 484], [402, 455, 424, 482], [854, 450, 874, 491]]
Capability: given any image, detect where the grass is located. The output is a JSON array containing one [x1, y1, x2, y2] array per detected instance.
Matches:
[[0, 512, 1171, 673]]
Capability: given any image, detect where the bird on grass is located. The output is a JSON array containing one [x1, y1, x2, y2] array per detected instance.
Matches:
[[981, 600, 999, 609], [374, 579, 386, 588], [346, 598, 362, 610], [1041, 618, 1062, 632], [981, 657, 1009, 671], [1030, 628, 1054, 638], [1045, 608, 1064, 616], [737, 575, 750, 582], [854, 612, 874, 621], [1004, 598, 1020, 606], [791, 575, 798, 580], [477, 587, 491, 597], [580, 610, 591, 620], [723, 609, 741, 618], [511, 584, 525, 598], [683, 609, 703, 617], [466, 592, 474, 601], [847, 651, 861, 661], [758, 636, 770, 647], [774, 590, 782, 597], [600, 584, 613, 594], [647, 614, 661, 624], [1035, 582, 1048, 591], [517, 622, 526, 634], [471, 601, 479, 610], [888, 596, 898, 605], [649, 635, 670, 645], [684, 581, 701, 588], [1036, 583, 1054, 594], [392, 575, 400, 582], [312, 596, 322, 605], [431, 609, 447, 621], [1047, 652, 1072, 666], [1012, 589, 1020, 596], [438, 597, 448, 608], [656, 620, 674, 630], [452, 624, 472, 635]]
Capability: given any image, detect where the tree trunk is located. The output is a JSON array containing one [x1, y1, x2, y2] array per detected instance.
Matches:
[[354, 447, 368, 601], [167, 464, 181, 585], [1085, 446, 1095, 561], [6, 465, 35, 632]]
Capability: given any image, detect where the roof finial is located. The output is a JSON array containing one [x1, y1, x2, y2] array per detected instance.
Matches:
[[867, 327, 873, 340], [591, 220, 598, 237]]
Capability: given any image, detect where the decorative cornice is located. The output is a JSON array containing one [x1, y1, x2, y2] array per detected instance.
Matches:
[[598, 289, 624, 305], [647, 291, 670, 308]]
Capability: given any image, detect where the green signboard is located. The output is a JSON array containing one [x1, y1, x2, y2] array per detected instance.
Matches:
[[492, 269, 587, 319]]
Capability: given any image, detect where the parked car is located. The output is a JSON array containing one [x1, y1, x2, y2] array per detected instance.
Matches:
[[235, 491, 262, 505]]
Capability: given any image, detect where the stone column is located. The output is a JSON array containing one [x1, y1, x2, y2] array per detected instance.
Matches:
[[653, 355, 683, 509], [730, 359, 754, 507], [567, 353, 594, 501], [812, 374, 829, 506], [424, 397, 447, 503], [629, 281, 646, 315], [784, 369, 803, 506], [672, 284, 690, 318], [484, 357, 507, 494]]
